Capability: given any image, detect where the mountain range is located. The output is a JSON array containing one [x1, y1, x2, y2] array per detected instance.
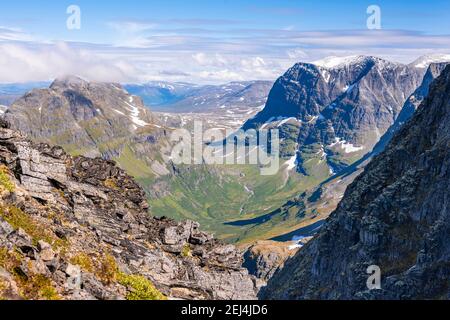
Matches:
[[0, 53, 449, 300], [261, 64, 450, 300], [125, 81, 272, 113], [1, 55, 449, 247], [213, 55, 449, 244], [244, 56, 425, 175]]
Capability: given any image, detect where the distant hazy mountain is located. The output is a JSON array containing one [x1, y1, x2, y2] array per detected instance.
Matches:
[[261, 64, 450, 300], [0, 81, 50, 106], [125, 81, 272, 113], [124, 82, 199, 107]]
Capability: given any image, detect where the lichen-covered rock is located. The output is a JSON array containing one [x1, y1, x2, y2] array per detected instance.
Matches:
[[0, 122, 259, 300], [261, 65, 450, 300]]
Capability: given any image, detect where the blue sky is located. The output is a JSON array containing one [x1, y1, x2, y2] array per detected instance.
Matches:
[[0, 0, 449, 83]]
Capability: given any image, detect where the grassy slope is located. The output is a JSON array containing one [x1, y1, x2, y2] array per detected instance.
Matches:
[[147, 151, 330, 243]]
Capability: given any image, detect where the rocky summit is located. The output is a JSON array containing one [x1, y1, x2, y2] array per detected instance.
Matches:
[[260, 65, 450, 300], [0, 119, 260, 300]]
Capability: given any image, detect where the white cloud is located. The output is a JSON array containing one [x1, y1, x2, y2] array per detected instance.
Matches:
[[287, 48, 309, 60], [192, 53, 229, 67], [197, 69, 244, 82], [0, 42, 138, 83], [107, 21, 157, 33], [0, 26, 32, 42], [1, 25, 450, 84]]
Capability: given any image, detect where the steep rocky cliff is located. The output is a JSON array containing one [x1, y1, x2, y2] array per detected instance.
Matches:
[[261, 65, 450, 300], [0, 120, 260, 300]]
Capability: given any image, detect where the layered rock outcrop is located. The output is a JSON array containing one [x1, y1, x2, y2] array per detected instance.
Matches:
[[0, 120, 260, 300]]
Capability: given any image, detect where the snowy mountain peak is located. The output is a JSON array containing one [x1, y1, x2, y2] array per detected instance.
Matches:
[[411, 54, 450, 69], [313, 55, 361, 68], [312, 55, 395, 70]]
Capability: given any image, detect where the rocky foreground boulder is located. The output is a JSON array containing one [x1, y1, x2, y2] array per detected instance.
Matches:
[[0, 120, 260, 300], [261, 65, 450, 300]]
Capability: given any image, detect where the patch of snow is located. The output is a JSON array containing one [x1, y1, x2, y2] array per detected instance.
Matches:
[[342, 143, 363, 154], [285, 154, 298, 171], [316, 145, 327, 161], [319, 68, 331, 83], [288, 243, 303, 250], [307, 116, 319, 124], [243, 185, 255, 196], [343, 84, 355, 93], [123, 96, 149, 128], [260, 117, 276, 130], [413, 54, 450, 69], [313, 55, 359, 68], [277, 117, 299, 127], [329, 137, 364, 153]]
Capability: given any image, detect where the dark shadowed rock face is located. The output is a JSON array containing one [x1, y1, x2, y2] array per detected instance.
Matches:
[[0, 121, 260, 300], [260, 65, 450, 300]]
